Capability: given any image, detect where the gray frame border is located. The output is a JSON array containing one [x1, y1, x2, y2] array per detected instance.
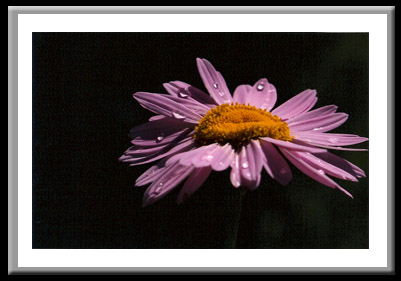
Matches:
[[8, 6, 395, 275]]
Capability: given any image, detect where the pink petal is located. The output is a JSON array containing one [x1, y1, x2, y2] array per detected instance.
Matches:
[[230, 154, 241, 188], [165, 147, 201, 167], [148, 115, 166, 121], [176, 166, 212, 204], [237, 143, 263, 190], [142, 163, 195, 207], [163, 81, 217, 106], [132, 128, 193, 148], [280, 148, 354, 198], [232, 78, 277, 111], [210, 143, 235, 171], [119, 138, 196, 166], [288, 113, 349, 133], [312, 152, 366, 178], [232, 85, 252, 105], [170, 143, 235, 171], [259, 140, 292, 185], [190, 144, 222, 168], [287, 105, 338, 123], [271, 89, 317, 120], [260, 137, 327, 153], [135, 158, 170, 187], [289, 150, 358, 182], [165, 143, 220, 168], [293, 132, 368, 147], [292, 139, 368, 152], [129, 116, 193, 140], [123, 144, 171, 158], [133, 92, 203, 123], [196, 58, 233, 105]]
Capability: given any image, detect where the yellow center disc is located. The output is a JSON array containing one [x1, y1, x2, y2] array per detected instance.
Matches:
[[194, 103, 293, 149]]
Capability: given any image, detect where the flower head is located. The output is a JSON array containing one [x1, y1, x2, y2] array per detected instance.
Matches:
[[120, 58, 368, 207]]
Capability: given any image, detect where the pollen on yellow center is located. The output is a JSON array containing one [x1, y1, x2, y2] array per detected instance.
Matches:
[[194, 103, 293, 149]]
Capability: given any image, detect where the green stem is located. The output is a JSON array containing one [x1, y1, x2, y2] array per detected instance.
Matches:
[[223, 188, 246, 248]]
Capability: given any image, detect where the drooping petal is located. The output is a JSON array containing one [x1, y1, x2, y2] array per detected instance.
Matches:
[[196, 58, 233, 105], [259, 140, 292, 185], [129, 116, 193, 141], [135, 158, 170, 187], [165, 146, 202, 167], [120, 137, 196, 166], [232, 78, 277, 111], [280, 148, 354, 198], [123, 144, 171, 158], [271, 89, 317, 120], [237, 143, 263, 190], [142, 163, 195, 207], [176, 166, 213, 204], [189, 144, 222, 168], [132, 127, 193, 148], [260, 137, 327, 153], [148, 115, 166, 121], [210, 143, 236, 171], [133, 92, 203, 123], [292, 139, 368, 151], [287, 105, 338, 124], [288, 112, 349, 133], [312, 151, 366, 178], [289, 150, 359, 182], [293, 132, 369, 147], [165, 143, 219, 168], [163, 81, 217, 106], [230, 154, 241, 188]]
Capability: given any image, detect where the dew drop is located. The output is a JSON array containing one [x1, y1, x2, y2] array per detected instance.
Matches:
[[317, 169, 325, 175], [156, 134, 164, 142], [328, 137, 339, 144], [242, 162, 249, 169], [257, 83, 265, 91], [279, 168, 287, 175], [154, 183, 163, 194], [172, 110, 186, 120], [218, 91, 225, 97], [201, 154, 214, 161], [177, 88, 191, 98], [313, 127, 324, 131], [213, 83, 218, 89]]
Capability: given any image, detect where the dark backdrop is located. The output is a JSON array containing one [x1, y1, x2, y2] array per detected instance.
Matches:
[[33, 32, 369, 249]]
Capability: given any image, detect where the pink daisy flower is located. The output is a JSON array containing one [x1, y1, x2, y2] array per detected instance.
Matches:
[[120, 58, 368, 207]]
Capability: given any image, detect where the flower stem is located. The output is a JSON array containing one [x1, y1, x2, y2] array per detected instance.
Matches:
[[223, 188, 246, 248]]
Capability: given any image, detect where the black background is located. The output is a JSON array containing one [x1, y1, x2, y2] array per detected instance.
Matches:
[[33, 32, 369, 249]]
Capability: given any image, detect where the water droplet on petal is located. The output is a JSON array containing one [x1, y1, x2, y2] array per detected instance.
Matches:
[[153, 183, 163, 194], [172, 110, 186, 120], [279, 168, 287, 175], [201, 154, 214, 161], [213, 83, 218, 89], [329, 137, 339, 144], [313, 127, 324, 131], [317, 169, 325, 175], [177, 88, 191, 98], [156, 134, 164, 142], [242, 162, 249, 169], [257, 83, 265, 91]]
